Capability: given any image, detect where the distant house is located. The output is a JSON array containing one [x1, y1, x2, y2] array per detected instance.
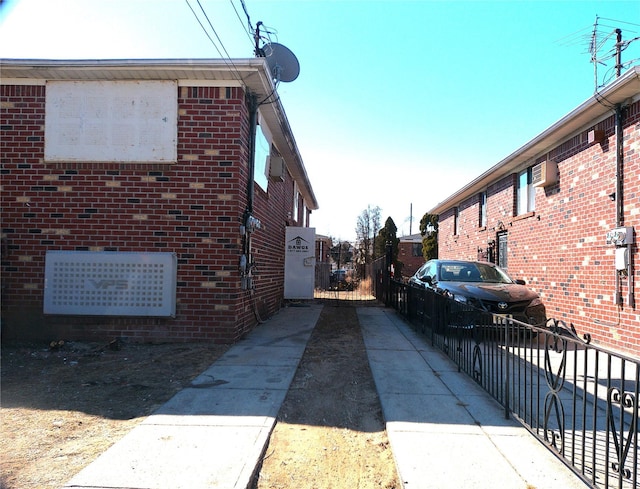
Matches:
[[314, 234, 333, 290], [315, 234, 333, 264], [1, 58, 318, 343], [430, 66, 640, 356], [398, 233, 424, 278]]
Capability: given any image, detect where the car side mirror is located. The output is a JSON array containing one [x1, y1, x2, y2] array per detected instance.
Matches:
[[422, 276, 434, 285], [514, 279, 526, 285]]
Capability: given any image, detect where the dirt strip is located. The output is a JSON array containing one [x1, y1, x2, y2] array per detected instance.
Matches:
[[252, 305, 401, 489]]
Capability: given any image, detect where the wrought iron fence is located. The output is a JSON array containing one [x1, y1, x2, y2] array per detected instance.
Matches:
[[385, 278, 639, 489]]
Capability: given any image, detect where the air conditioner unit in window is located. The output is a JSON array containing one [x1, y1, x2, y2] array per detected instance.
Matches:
[[531, 160, 558, 188], [268, 156, 285, 182]]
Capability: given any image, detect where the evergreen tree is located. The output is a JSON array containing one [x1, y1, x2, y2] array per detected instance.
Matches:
[[375, 217, 402, 277], [419, 213, 438, 260]]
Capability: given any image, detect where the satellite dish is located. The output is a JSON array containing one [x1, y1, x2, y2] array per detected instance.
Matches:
[[262, 42, 300, 83]]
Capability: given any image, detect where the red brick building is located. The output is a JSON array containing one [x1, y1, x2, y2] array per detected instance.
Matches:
[[398, 233, 424, 279], [431, 66, 640, 357], [1, 59, 318, 343]]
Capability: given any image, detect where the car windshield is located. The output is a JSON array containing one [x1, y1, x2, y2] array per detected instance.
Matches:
[[438, 262, 512, 284]]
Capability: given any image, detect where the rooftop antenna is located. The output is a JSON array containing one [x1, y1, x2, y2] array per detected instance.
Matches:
[[589, 16, 602, 92], [254, 21, 300, 83], [589, 16, 618, 92], [589, 16, 640, 92]]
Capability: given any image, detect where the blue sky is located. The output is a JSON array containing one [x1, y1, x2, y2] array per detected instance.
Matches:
[[1, 0, 638, 241]]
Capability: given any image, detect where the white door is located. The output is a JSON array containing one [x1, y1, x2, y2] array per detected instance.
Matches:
[[284, 227, 316, 299]]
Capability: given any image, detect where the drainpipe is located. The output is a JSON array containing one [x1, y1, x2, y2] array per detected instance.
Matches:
[[241, 93, 259, 290], [246, 93, 258, 214], [614, 104, 624, 228], [613, 103, 634, 307], [613, 104, 623, 305]]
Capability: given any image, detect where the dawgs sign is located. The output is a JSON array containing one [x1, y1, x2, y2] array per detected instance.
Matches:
[[284, 227, 316, 299]]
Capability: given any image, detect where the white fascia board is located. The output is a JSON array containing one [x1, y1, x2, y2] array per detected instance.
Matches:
[[430, 66, 640, 215]]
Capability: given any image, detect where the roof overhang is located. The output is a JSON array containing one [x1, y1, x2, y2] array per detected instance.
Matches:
[[429, 66, 640, 215], [0, 58, 318, 210]]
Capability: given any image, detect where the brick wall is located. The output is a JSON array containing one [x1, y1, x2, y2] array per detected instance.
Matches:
[[398, 239, 424, 278], [437, 100, 640, 356], [1, 83, 299, 343]]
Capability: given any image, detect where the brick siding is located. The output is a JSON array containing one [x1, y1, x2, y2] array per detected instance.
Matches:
[[398, 239, 424, 278], [1, 84, 301, 343], [437, 100, 640, 356]]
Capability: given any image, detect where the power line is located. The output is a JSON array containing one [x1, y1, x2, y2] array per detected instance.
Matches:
[[188, 1, 282, 112], [185, 0, 285, 106], [184, 0, 245, 83], [184, 0, 224, 57], [229, 0, 255, 49], [238, 0, 253, 36], [226, 0, 283, 106], [235, 0, 279, 55], [195, 0, 236, 61], [598, 17, 640, 29]]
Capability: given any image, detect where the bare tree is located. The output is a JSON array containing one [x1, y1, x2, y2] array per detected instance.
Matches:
[[355, 205, 381, 266]]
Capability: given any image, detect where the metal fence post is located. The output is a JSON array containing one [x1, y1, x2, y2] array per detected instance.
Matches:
[[384, 241, 392, 306]]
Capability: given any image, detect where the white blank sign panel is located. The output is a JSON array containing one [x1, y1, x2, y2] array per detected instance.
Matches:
[[45, 80, 177, 163]]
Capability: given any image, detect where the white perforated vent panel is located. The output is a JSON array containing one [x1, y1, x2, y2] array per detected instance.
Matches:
[[44, 251, 177, 317]]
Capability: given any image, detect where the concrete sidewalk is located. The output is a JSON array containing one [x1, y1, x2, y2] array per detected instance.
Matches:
[[62, 303, 322, 489], [358, 306, 588, 489], [62, 303, 588, 489]]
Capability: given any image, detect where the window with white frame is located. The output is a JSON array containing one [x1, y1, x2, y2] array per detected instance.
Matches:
[[479, 191, 487, 227], [302, 201, 307, 227], [293, 182, 299, 222], [254, 118, 270, 192], [517, 168, 535, 215]]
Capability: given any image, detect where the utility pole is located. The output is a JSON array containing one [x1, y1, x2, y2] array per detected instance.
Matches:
[[409, 203, 413, 235], [254, 21, 264, 57], [615, 28, 623, 78]]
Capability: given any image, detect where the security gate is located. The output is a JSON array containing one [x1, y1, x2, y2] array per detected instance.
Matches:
[[313, 259, 380, 304]]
